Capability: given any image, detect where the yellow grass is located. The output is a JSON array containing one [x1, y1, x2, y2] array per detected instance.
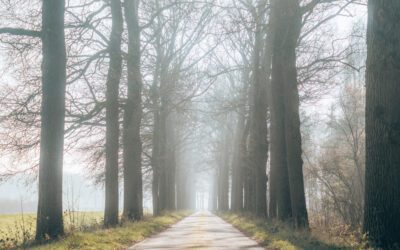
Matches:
[[0, 211, 190, 249], [219, 212, 364, 250]]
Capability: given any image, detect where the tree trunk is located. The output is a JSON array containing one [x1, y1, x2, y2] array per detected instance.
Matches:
[[364, 0, 400, 247], [152, 166, 160, 215], [247, 10, 272, 218], [157, 92, 168, 212], [35, 0, 66, 240], [269, 0, 293, 222], [218, 126, 230, 211], [231, 111, 246, 212], [176, 157, 189, 210], [209, 174, 218, 211], [231, 69, 250, 212], [270, 0, 308, 228], [123, 0, 143, 221], [165, 114, 176, 210], [270, 56, 292, 220], [104, 0, 123, 227], [280, 0, 308, 229], [150, 81, 161, 215]]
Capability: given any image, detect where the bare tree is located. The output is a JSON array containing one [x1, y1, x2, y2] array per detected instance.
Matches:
[[35, 0, 67, 240], [123, 0, 143, 221], [104, 0, 123, 227], [0, 0, 68, 240]]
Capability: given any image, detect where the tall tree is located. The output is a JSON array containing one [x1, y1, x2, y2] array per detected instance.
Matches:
[[281, 0, 308, 229], [123, 0, 143, 221], [270, 0, 308, 228], [218, 122, 230, 211], [217, 118, 231, 211], [230, 103, 247, 212], [104, 0, 123, 227], [269, 0, 292, 221], [247, 1, 272, 218], [35, 0, 67, 240], [364, 0, 400, 247]]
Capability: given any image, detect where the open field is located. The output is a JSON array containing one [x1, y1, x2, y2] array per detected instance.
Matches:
[[0, 211, 102, 248]]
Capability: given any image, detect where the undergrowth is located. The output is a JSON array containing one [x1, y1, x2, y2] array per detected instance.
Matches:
[[219, 212, 367, 250]]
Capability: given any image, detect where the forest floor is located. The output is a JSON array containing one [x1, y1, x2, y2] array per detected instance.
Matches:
[[0, 211, 189, 249], [219, 213, 364, 249]]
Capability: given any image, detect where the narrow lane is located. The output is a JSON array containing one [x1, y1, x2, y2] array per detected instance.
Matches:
[[129, 211, 263, 249]]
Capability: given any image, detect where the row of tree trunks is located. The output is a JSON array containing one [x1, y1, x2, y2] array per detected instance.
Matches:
[[35, 0, 67, 240], [123, 0, 143, 221], [104, 0, 124, 227], [269, 0, 308, 228], [35, 0, 145, 239]]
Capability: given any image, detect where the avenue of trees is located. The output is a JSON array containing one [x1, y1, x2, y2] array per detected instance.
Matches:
[[0, 0, 399, 248]]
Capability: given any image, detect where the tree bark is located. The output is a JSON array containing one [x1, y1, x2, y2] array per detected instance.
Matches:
[[242, 120, 251, 212], [231, 67, 251, 212], [364, 0, 400, 247], [35, 0, 66, 240], [270, 0, 308, 228], [281, 0, 308, 229], [150, 71, 161, 215], [165, 114, 176, 210], [218, 125, 230, 211], [157, 90, 168, 212], [247, 8, 273, 217], [104, 0, 123, 227], [230, 110, 246, 212], [123, 0, 143, 221], [269, 0, 293, 222]]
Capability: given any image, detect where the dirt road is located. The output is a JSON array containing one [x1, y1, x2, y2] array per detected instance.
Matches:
[[129, 211, 263, 249]]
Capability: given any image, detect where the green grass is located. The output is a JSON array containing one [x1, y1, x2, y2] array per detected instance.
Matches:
[[219, 213, 364, 250], [0, 211, 190, 249]]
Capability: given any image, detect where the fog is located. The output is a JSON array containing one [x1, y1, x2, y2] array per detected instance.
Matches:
[[7, 0, 400, 248]]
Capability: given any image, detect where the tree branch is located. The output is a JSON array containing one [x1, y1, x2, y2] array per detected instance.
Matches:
[[0, 28, 41, 38]]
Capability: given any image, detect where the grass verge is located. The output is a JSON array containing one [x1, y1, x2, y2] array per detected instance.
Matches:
[[0, 212, 103, 248], [31, 211, 190, 250], [218, 213, 363, 250], [1, 211, 190, 250]]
